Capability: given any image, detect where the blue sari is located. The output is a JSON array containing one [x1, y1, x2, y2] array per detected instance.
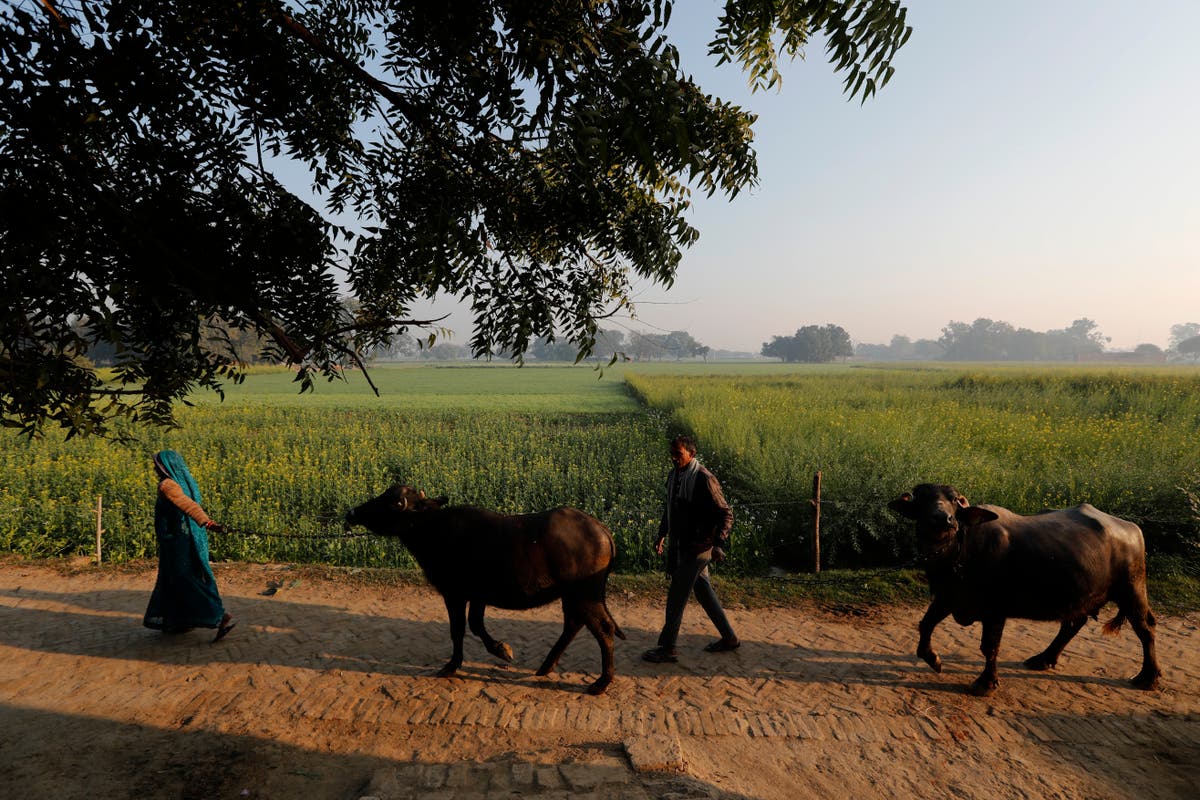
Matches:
[[143, 450, 225, 631]]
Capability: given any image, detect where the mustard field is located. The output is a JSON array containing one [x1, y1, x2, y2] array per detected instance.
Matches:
[[3, 362, 1198, 573]]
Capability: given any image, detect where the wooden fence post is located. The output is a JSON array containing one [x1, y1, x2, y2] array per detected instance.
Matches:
[[810, 471, 821, 574], [94, 495, 103, 564]]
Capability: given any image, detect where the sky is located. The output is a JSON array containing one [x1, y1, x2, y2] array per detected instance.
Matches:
[[421, 1, 1200, 353]]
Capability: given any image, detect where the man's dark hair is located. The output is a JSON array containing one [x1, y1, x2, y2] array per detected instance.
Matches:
[[670, 434, 697, 455]]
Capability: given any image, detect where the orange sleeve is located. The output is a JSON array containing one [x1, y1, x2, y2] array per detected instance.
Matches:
[[158, 478, 213, 528]]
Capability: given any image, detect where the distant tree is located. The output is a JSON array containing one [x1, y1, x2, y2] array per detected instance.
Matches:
[[422, 343, 471, 361], [1059, 318, 1108, 356], [911, 338, 944, 359], [663, 330, 707, 360], [888, 334, 914, 359], [1178, 335, 1200, 362], [1169, 323, 1200, 352], [626, 332, 661, 361], [762, 324, 852, 363], [622, 329, 706, 361], [855, 335, 944, 361], [528, 337, 580, 362], [1133, 343, 1164, 361], [371, 332, 418, 361], [940, 317, 1106, 361], [939, 318, 1015, 360], [592, 328, 626, 361], [853, 341, 891, 359]]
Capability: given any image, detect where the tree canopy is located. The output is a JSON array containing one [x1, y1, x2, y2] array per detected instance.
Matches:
[[1169, 323, 1200, 352], [1178, 335, 1200, 361], [761, 324, 853, 363], [1, 0, 910, 436], [937, 318, 1108, 361]]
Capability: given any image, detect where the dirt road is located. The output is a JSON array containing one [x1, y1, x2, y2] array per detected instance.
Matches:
[[0, 561, 1196, 799]]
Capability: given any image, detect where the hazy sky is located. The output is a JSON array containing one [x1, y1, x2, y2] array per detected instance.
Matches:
[[634, 0, 1200, 352], [413, 1, 1199, 353]]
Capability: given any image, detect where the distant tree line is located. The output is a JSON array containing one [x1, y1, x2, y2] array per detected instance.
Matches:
[[857, 319, 1200, 362], [1170, 323, 1200, 361], [761, 324, 853, 363], [938, 318, 1108, 361], [375, 327, 712, 363]]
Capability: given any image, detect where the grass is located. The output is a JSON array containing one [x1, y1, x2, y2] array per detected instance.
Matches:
[[196, 362, 641, 412], [626, 362, 1200, 568], [4, 361, 1199, 610]]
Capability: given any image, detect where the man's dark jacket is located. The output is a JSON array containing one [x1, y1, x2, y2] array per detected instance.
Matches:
[[657, 462, 734, 557]]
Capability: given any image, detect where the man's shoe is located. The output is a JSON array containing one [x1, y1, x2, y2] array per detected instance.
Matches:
[[642, 647, 678, 664], [703, 637, 740, 653]]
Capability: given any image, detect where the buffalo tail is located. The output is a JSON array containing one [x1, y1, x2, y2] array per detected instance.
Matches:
[[605, 601, 626, 640]]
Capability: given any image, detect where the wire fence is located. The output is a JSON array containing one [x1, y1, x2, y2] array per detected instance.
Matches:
[[61, 485, 1198, 578]]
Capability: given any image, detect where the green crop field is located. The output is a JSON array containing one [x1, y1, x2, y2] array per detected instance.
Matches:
[[627, 363, 1200, 569], [0, 364, 668, 571], [3, 362, 1199, 582]]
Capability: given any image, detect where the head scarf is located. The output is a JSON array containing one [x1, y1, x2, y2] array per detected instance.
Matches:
[[154, 450, 202, 505]]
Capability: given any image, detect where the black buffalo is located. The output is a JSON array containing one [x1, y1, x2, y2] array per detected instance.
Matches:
[[345, 485, 625, 694], [889, 483, 1161, 696]]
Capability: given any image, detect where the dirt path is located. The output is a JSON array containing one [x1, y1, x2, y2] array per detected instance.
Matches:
[[0, 561, 1197, 800]]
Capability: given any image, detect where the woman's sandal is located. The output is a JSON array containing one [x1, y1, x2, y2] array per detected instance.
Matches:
[[212, 614, 237, 643]]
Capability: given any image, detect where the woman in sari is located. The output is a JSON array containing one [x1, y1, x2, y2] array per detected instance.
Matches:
[[143, 450, 236, 642]]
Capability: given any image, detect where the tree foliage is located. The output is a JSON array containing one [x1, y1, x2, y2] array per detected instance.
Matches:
[[854, 334, 943, 360], [938, 318, 1108, 361], [1, 0, 910, 436], [1169, 323, 1200, 352], [761, 324, 853, 363], [625, 329, 708, 361], [1178, 335, 1200, 361]]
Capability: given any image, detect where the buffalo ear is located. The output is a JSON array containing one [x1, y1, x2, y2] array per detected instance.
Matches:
[[957, 506, 998, 526], [887, 493, 916, 519], [954, 494, 969, 508]]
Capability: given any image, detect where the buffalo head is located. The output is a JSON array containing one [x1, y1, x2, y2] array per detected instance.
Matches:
[[345, 484, 448, 532], [889, 484, 998, 561]]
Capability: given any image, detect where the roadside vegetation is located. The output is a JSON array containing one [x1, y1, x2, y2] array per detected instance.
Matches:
[[2, 362, 1197, 610]]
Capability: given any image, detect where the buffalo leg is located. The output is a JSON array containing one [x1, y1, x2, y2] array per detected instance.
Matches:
[[1025, 618, 1086, 671], [468, 600, 514, 663], [916, 597, 952, 673], [438, 595, 467, 678], [580, 600, 616, 695], [1124, 595, 1162, 690], [536, 605, 583, 678], [970, 617, 1006, 696]]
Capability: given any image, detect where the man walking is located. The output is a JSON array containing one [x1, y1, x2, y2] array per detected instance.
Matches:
[[643, 434, 740, 664]]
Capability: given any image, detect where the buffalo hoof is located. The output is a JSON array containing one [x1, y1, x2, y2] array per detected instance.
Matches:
[[1131, 669, 1162, 691], [491, 642, 514, 663], [1023, 654, 1056, 671], [586, 677, 613, 696], [969, 676, 998, 697], [436, 662, 460, 678], [918, 650, 942, 674]]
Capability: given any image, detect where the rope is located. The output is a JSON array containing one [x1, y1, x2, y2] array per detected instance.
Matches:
[[223, 525, 379, 541]]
